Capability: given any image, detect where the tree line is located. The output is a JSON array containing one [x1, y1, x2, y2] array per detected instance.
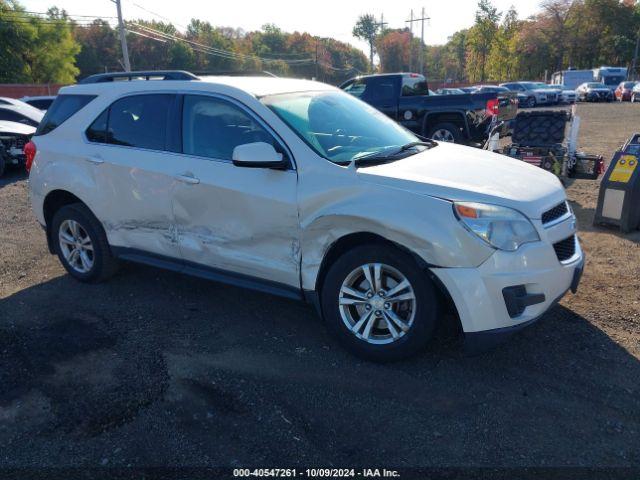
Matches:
[[0, 0, 368, 84], [356, 0, 640, 83], [3, 0, 639, 86]]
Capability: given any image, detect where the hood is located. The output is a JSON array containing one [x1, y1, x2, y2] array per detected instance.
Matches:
[[0, 120, 36, 135], [533, 88, 558, 94], [357, 142, 565, 220]]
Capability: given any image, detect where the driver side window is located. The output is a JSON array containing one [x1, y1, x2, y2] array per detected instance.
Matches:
[[182, 95, 280, 162]]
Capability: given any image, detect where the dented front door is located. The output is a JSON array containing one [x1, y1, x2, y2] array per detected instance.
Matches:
[[171, 94, 300, 289]]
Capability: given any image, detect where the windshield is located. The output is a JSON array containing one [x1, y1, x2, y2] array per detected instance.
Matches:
[[261, 90, 420, 164]]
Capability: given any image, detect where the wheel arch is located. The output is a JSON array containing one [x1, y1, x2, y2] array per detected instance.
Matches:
[[422, 111, 469, 138], [309, 231, 460, 330], [42, 189, 94, 254]]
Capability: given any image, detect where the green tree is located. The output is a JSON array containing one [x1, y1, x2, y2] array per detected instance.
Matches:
[[486, 7, 519, 81], [0, 0, 36, 82], [465, 0, 501, 82], [26, 8, 80, 83], [353, 13, 379, 72]]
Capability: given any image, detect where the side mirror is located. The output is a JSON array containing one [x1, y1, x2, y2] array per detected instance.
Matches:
[[232, 142, 286, 169]]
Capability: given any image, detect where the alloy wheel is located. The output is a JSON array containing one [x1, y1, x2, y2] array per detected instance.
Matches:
[[430, 129, 455, 143], [338, 263, 416, 345], [58, 219, 95, 273]]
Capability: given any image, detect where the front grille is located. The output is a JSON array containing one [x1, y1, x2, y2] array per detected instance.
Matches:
[[542, 201, 569, 224], [553, 235, 576, 262]]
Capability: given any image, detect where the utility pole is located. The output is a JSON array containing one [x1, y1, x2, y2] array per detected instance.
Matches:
[[406, 9, 429, 75], [406, 9, 414, 72], [115, 0, 131, 72], [373, 13, 388, 72], [315, 37, 319, 81], [375, 13, 388, 32], [631, 30, 640, 81]]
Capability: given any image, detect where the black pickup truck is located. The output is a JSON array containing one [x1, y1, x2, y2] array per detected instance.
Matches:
[[339, 73, 517, 145]]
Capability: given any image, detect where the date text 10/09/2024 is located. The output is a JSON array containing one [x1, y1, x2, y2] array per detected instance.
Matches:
[[233, 468, 401, 478]]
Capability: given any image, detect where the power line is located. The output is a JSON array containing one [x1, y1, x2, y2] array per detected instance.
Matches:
[[2, 9, 117, 19], [130, 22, 315, 64]]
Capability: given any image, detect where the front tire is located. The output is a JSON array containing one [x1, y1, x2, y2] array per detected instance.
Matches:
[[52, 203, 119, 283], [526, 96, 536, 108], [321, 245, 439, 362]]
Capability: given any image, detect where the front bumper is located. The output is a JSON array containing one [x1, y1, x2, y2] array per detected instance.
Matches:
[[432, 215, 583, 347]]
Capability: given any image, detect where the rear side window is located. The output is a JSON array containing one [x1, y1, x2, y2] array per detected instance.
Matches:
[[86, 109, 108, 143], [343, 80, 366, 98], [87, 94, 173, 150], [401, 76, 429, 96], [35, 94, 96, 136]]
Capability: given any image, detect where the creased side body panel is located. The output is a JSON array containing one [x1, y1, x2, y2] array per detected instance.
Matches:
[[297, 165, 494, 291]]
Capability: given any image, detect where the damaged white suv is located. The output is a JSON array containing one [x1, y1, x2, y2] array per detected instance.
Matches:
[[27, 71, 584, 361]]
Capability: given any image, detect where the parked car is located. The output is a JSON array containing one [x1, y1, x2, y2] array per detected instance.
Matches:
[[340, 73, 517, 144], [545, 84, 577, 104], [435, 88, 465, 95], [27, 71, 583, 361], [471, 85, 510, 94], [19, 95, 57, 111], [0, 120, 35, 176], [631, 83, 640, 103], [614, 81, 637, 102], [500, 82, 558, 107], [576, 82, 613, 102], [0, 97, 44, 127]]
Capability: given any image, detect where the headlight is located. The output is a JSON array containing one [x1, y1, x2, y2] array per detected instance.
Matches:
[[453, 202, 540, 251]]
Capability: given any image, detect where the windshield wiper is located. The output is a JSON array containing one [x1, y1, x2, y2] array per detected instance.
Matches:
[[399, 140, 437, 151], [352, 140, 437, 167]]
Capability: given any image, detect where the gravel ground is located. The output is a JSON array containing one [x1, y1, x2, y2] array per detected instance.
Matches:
[[0, 102, 639, 475]]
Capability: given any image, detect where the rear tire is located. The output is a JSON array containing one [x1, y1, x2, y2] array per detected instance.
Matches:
[[427, 122, 463, 143], [51, 203, 119, 283], [321, 245, 439, 362]]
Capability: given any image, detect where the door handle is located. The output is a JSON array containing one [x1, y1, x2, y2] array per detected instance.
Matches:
[[175, 173, 200, 184], [85, 154, 104, 165]]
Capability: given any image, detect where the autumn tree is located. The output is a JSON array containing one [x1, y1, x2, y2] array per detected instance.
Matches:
[[376, 29, 411, 73], [73, 19, 119, 76]]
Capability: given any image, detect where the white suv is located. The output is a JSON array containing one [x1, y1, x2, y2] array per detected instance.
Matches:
[[27, 71, 584, 361]]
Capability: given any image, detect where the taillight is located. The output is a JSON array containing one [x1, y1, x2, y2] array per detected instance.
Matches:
[[486, 98, 499, 116], [24, 141, 36, 173]]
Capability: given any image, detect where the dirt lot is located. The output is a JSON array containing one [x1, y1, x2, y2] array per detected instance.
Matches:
[[0, 103, 639, 475]]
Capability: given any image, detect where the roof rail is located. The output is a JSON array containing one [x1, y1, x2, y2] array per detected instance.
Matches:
[[78, 70, 199, 84]]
